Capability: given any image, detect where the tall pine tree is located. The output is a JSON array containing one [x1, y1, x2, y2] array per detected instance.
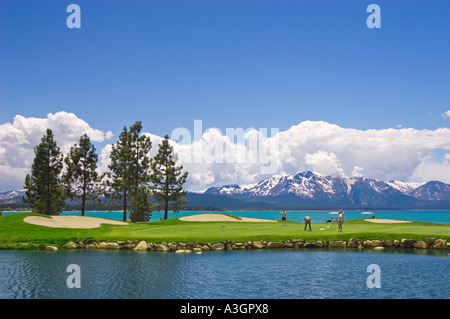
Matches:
[[107, 121, 152, 222], [23, 129, 65, 215], [151, 135, 188, 220], [128, 121, 152, 222], [107, 126, 131, 222], [63, 134, 99, 216]]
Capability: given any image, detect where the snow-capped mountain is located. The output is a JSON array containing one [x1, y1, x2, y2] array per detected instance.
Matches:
[[0, 189, 26, 204], [203, 171, 450, 209]]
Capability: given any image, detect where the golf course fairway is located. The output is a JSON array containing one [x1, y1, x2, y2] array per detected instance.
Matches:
[[1, 213, 449, 250]]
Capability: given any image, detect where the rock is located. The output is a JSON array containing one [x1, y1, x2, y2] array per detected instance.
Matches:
[[347, 238, 360, 248], [85, 243, 97, 249], [425, 237, 436, 245], [374, 247, 384, 250], [122, 241, 137, 249], [393, 240, 401, 247], [211, 243, 225, 251], [316, 241, 324, 248], [413, 241, 428, 249], [134, 241, 148, 251], [225, 242, 233, 250], [303, 242, 318, 248], [99, 242, 120, 249], [401, 238, 414, 248], [105, 242, 120, 249], [168, 243, 178, 250], [46, 246, 58, 251], [430, 239, 447, 250], [66, 241, 77, 249], [175, 249, 192, 254], [251, 241, 264, 249], [155, 243, 170, 251], [292, 239, 305, 247], [77, 241, 85, 248], [382, 240, 394, 247], [283, 242, 295, 248], [328, 240, 347, 248], [194, 243, 205, 249], [363, 240, 383, 248], [372, 240, 384, 247], [266, 242, 283, 248]]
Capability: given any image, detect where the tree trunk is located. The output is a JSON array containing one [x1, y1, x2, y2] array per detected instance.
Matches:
[[164, 199, 169, 220], [123, 190, 127, 222], [81, 186, 86, 217]]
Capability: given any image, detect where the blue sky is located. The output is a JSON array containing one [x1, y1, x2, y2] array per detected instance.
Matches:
[[2, 0, 449, 136], [1, 0, 450, 191]]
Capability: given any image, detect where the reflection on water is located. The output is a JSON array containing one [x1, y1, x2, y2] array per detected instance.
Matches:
[[0, 249, 449, 299]]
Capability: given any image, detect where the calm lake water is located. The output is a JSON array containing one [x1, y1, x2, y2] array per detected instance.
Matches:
[[0, 248, 448, 299]]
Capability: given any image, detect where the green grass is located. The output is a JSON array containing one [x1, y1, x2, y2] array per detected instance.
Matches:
[[1, 213, 449, 249]]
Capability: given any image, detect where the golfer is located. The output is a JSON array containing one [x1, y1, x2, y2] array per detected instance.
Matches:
[[337, 209, 344, 232], [281, 210, 287, 226], [304, 215, 311, 231]]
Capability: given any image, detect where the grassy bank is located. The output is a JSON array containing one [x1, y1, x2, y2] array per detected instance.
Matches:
[[1, 213, 449, 250]]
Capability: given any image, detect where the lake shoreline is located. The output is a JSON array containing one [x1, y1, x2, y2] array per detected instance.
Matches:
[[43, 237, 449, 253]]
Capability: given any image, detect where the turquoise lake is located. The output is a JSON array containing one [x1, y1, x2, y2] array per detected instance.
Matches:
[[67, 209, 450, 224], [5, 209, 450, 224]]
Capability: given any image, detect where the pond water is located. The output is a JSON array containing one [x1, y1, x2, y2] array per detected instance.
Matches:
[[1, 248, 448, 299]]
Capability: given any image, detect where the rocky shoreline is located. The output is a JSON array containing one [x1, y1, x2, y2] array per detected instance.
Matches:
[[45, 237, 450, 252]]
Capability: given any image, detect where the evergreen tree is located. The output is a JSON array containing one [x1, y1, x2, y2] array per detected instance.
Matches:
[[107, 126, 131, 221], [107, 121, 152, 222], [151, 135, 188, 220], [23, 129, 65, 215], [63, 134, 99, 216], [129, 186, 153, 222], [128, 121, 152, 222]]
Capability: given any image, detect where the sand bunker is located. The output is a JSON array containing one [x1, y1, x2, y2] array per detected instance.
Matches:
[[364, 218, 413, 224], [179, 213, 276, 223], [24, 215, 129, 229]]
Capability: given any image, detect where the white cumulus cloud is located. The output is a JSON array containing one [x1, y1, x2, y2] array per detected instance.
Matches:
[[441, 110, 450, 118], [0, 112, 113, 191], [2, 113, 450, 191]]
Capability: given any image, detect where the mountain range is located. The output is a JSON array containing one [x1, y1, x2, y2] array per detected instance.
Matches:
[[194, 171, 450, 210], [2, 171, 450, 210]]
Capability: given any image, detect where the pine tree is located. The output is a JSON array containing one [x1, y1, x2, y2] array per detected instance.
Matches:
[[107, 121, 152, 222], [151, 135, 188, 220], [63, 134, 99, 216], [128, 121, 152, 222], [23, 129, 65, 215], [129, 186, 153, 222], [107, 126, 131, 221]]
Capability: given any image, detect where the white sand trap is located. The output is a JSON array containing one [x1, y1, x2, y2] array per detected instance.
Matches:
[[364, 218, 413, 224], [24, 215, 129, 229], [179, 213, 276, 223]]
